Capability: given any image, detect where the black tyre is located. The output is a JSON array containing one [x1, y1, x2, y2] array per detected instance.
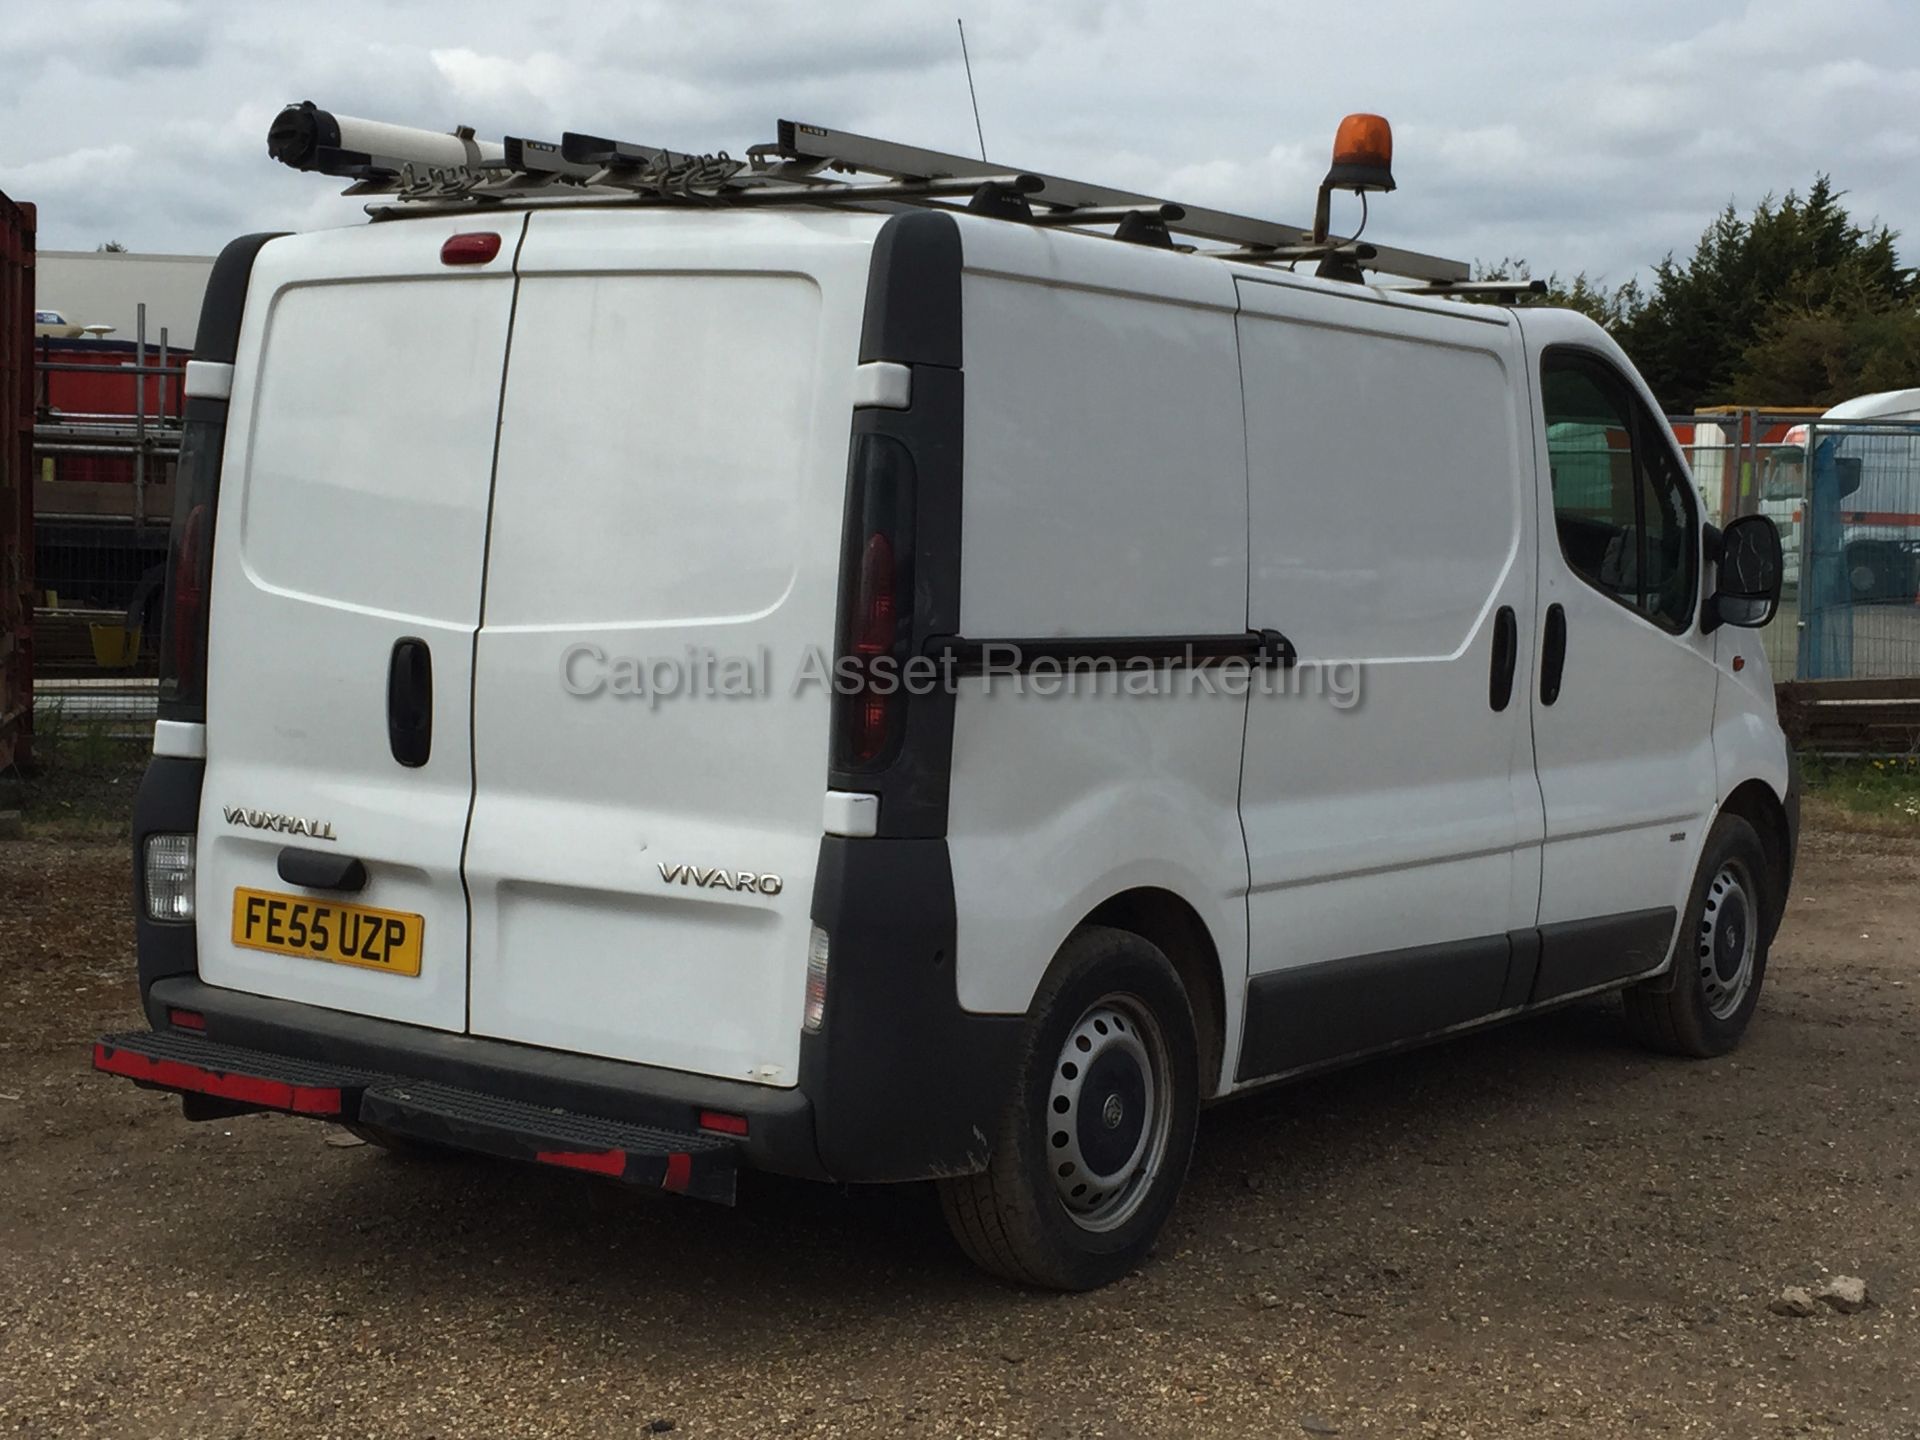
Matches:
[[937, 925, 1200, 1291], [1623, 812, 1775, 1057], [1846, 540, 1911, 604]]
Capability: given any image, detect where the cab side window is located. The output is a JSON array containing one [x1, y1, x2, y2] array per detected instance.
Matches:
[[1541, 352, 1697, 633]]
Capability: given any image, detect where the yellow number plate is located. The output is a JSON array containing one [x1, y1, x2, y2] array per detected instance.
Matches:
[[230, 888, 424, 977]]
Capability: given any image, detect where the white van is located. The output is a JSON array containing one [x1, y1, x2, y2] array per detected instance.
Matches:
[[96, 110, 1799, 1290]]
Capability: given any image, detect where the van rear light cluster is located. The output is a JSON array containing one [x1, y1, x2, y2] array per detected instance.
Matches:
[[851, 532, 897, 760], [144, 834, 196, 922], [156, 419, 225, 721], [834, 434, 917, 769], [804, 925, 831, 1032]]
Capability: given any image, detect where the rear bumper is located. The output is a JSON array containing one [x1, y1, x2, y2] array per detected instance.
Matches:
[[130, 751, 1025, 1186], [95, 1026, 739, 1202], [142, 976, 826, 1183]]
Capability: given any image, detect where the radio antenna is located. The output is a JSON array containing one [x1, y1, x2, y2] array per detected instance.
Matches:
[[957, 18, 987, 161]]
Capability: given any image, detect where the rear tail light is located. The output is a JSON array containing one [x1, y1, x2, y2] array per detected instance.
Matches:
[[852, 533, 897, 762], [169, 504, 208, 686], [803, 925, 831, 1032], [157, 413, 225, 721], [834, 434, 916, 769], [167, 1008, 207, 1031], [144, 834, 196, 922], [698, 1110, 749, 1137]]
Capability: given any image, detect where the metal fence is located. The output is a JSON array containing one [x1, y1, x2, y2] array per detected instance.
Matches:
[[30, 305, 182, 684], [1670, 412, 1920, 682], [1796, 421, 1920, 681], [33, 675, 157, 734]]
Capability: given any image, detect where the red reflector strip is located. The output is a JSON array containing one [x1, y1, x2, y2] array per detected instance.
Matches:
[[662, 1153, 693, 1193], [441, 231, 502, 265], [535, 1147, 626, 1177], [698, 1109, 749, 1137], [91, 1043, 342, 1115], [167, 1008, 207, 1031]]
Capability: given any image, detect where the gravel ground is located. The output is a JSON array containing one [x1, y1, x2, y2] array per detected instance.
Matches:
[[2, 819, 1917, 1438]]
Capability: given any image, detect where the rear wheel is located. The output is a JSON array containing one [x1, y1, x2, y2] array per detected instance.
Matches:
[[937, 926, 1200, 1290], [1624, 812, 1775, 1057]]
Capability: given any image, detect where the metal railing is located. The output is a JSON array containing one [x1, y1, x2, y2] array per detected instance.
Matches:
[[1666, 411, 1920, 682], [1795, 420, 1920, 681], [31, 303, 181, 677]]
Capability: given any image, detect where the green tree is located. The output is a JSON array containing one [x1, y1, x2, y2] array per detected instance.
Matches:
[[1473, 257, 1642, 329], [1730, 305, 1920, 406], [1618, 177, 1914, 411], [1484, 179, 1915, 413]]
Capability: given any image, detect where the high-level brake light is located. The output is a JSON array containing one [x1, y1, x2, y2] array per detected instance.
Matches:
[[441, 232, 502, 266]]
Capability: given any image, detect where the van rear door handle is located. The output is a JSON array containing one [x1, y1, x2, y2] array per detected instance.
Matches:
[[1489, 605, 1517, 711], [387, 636, 433, 768], [278, 846, 369, 893], [1540, 603, 1567, 706]]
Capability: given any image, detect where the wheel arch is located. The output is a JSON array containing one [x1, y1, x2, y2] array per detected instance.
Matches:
[[1078, 887, 1229, 1096], [1717, 777, 1793, 938]]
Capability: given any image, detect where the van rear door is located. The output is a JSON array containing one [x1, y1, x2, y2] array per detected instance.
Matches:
[[194, 215, 525, 1031], [461, 209, 878, 1086]]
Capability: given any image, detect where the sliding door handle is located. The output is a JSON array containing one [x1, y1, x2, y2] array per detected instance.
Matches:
[[387, 636, 433, 768], [1540, 603, 1567, 706], [1489, 605, 1518, 711], [1253, 628, 1298, 670]]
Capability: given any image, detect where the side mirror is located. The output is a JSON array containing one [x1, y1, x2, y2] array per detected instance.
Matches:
[[1835, 455, 1864, 499], [1703, 514, 1783, 632]]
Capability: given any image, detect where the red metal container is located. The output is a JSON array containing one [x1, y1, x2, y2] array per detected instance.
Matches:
[[1, 189, 33, 769], [39, 337, 188, 418], [36, 337, 188, 488]]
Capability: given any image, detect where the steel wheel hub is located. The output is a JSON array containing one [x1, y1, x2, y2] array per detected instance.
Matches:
[[1046, 997, 1173, 1232], [1699, 860, 1758, 1021]]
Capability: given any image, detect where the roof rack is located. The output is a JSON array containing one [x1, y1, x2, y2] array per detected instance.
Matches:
[[268, 102, 1472, 285]]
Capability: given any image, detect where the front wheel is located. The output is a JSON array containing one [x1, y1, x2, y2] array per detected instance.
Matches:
[[937, 926, 1200, 1290], [1623, 812, 1775, 1057]]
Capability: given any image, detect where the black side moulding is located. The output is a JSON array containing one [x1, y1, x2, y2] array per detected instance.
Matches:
[[800, 835, 1022, 1182], [196, 233, 286, 364], [132, 755, 206, 1006]]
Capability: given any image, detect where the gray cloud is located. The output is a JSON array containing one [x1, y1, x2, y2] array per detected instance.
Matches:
[[1, 0, 1913, 288]]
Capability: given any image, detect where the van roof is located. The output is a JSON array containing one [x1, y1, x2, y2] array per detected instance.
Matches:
[[274, 104, 1562, 300], [1822, 388, 1920, 422], [323, 196, 1534, 329]]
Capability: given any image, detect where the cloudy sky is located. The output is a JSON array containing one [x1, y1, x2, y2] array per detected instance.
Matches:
[[2, 0, 1916, 286]]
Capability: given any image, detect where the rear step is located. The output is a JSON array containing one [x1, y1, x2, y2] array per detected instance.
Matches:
[[93, 1031, 373, 1115], [94, 1031, 738, 1203], [359, 1081, 736, 1203]]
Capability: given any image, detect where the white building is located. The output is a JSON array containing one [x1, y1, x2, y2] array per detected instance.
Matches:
[[35, 250, 214, 349]]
